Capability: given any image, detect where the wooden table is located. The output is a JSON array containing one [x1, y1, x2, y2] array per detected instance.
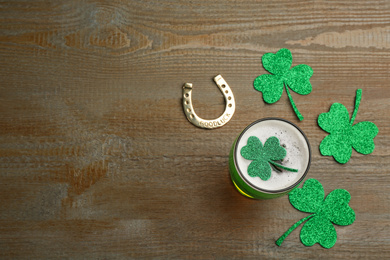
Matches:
[[1, 1, 389, 259]]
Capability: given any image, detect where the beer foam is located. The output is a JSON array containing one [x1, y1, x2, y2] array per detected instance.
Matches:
[[235, 119, 310, 192]]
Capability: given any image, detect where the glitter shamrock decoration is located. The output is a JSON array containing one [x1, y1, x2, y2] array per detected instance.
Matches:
[[318, 89, 378, 164], [240, 136, 297, 181], [254, 48, 313, 121], [276, 179, 355, 248]]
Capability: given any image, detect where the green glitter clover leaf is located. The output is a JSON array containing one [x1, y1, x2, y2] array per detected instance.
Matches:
[[240, 136, 298, 181], [318, 89, 379, 164], [276, 178, 355, 249], [253, 48, 313, 121]]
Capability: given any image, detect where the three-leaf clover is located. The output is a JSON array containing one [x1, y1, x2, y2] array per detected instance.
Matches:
[[240, 136, 297, 181], [318, 89, 379, 164], [276, 179, 355, 248], [254, 48, 313, 121]]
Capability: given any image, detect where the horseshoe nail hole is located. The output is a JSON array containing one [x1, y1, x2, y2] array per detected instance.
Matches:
[[187, 108, 191, 113], [228, 96, 232, 100], [225, 90, 228, 94], [222, 84, 226, 88], [184, 93, 189, 98], [184, 101, 189, 105], [228, 104, 232, 107], [190, 114, 194, 119]]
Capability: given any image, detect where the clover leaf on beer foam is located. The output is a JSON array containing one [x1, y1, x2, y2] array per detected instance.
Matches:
[[253, 48, 313, 121], [318, 89, 378, 164], [276, 179, 355, 248], [240, 136, 297, 181]]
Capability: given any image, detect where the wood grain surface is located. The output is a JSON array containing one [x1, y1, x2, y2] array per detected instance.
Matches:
[[0, 0, 389, 259]]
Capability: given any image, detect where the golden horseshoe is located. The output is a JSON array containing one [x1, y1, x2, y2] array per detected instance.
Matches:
[[182, 75, 236, 129]]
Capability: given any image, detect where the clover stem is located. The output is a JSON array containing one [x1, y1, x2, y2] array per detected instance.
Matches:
[[276, 214, 314, 246], [350, 89, 362, 125], [269, 161, 298, 172], [285, 85, 304, 121]]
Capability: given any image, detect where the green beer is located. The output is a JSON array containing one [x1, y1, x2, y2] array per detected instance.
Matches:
[[229, 118, 311, 199]]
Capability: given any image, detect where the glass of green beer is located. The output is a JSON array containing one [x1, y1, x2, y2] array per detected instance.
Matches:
[[229, 118, 311, 199]]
